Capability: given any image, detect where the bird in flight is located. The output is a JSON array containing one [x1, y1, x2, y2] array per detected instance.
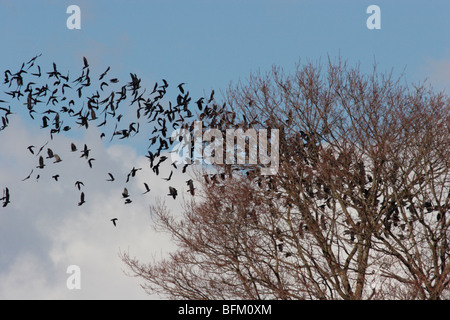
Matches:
[[36, 156, 45, 169], [87, 158, 95, 168], [111, 218, 118, 227], [122, 187, 129, 198], [36, 141, 49, 156], [1, 187, 10, 207], [22, 169, 34, 181], [78, 192, 85, 206], [83, 56, 89, 70], [163, 170, 173, 181], [178, 83, 185, 94], [125, 166, 142, 183], [46, 148, 54, 159], [142, 182, 151, 194], [75, 181, 84, 190], [80, 144, 90, 159], [186, 179, 195, 196], [168, 186, 178, 199], [106, 173, 115, 182]]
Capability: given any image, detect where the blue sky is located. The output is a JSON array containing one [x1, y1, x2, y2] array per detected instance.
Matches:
[[1, 0, 448, 98], [0, 0, 448, 300]]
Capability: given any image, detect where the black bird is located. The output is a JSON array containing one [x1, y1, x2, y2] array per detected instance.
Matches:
[[22, 169, 34, 181], [78, 192, 85, 206], [99, 66, 110, 81], [36, 156, 45, 169], [177, 83, 185, 94], [41, 116, 49, 128], [80, 144, 90, 159], [31, 65, 41, 77], [75, 181, 84, 190], [142, 182, 151, 194], [168, 186, 178, 199], [196, 97, 204, 111], [27, 145, 35, 155], [87, 158, 95, 168], [46, 148, 54, 159], [277, 243, 284, 252], [163, 170, 173, 181], [1, 187, 10, 207], [186, 179, 195, 196], [100, 81, 109, 91], [208, 90, 215, 103], [106, 173, 115, 182], [122, 187, 129, 198], [424, 201, 433, 212], [111, 218, 118, 227], [36, 141, 49, 156], [83, 56, 89, 69], [126, 167, 142, 182], [71, 142, 77, 152], [52, 174, 60, 181]]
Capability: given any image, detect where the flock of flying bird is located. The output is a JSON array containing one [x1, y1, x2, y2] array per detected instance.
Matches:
[[0, 54, 226, 226]]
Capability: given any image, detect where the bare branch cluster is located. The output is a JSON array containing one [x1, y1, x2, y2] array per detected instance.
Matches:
[[122, 57, 450, 300]]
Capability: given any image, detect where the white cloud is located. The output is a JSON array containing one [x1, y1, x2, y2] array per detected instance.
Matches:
[[0, 116, 186, 299]]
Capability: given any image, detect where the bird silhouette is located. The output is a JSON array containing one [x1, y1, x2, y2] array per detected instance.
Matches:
[[99, 66, 110, 81], [163, 170, 173, 181], [126, 167, 141, 183], [41, 116, 49, 128], [31, 65, 41, 77], [87, 158, 95, 168], [80, 144, 90, 159], [75, 181, 84, 190], [208, 90, 215, 103], [142, 182, 151, 194], [36, 141, 49, 156], [36, 156, 45, 169], [168, 186, 178, 199], [45, 148, 54, 159], [78, 192, 85, 206], [22, 169, 34, 181], [177, 83, 185, 94], [186, 179, 195, 196], [111, 218, 118, 226], [83, 56, 89, 69], [1, 187, 10, 207], [106, 173, 115, 182]]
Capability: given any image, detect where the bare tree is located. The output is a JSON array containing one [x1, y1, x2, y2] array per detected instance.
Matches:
[[121, 57, 450, 299]]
